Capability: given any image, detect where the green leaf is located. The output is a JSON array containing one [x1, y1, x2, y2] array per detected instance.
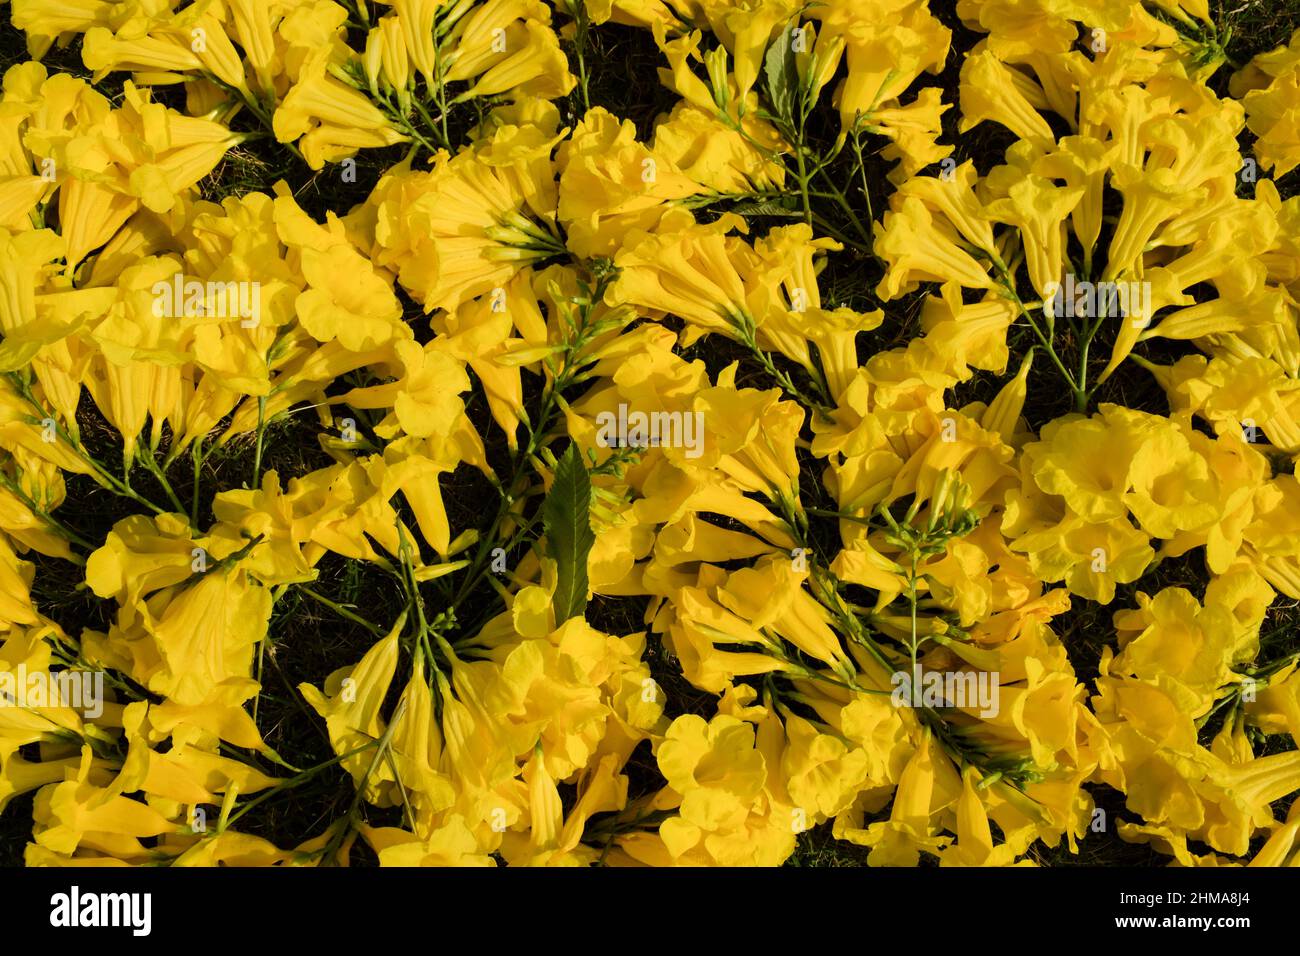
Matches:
[[726, 199, 803, 218], [543, 444, 594, 624], [763, 23, 799, 128]]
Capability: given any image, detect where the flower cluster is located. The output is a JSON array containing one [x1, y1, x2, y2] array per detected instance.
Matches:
[[2, 0, 1300, 868]]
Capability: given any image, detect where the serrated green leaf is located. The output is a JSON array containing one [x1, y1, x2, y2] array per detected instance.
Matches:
[[542, 444, 594, 624], [763, 23, 799, 128], [727, 199, 803, 218]]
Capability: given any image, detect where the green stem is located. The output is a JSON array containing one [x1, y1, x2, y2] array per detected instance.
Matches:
[[0, 472, 94, 551], [190, 437, 205, 528], [5, 375, 172, 518], [992, 263, 1083, 407], [430, 34, 452, 148], [299, 585, 385, 636], [408, 94, 449, 152], [222, 742, 379, 831], [908, 551, 920, 685], [730, 312, 833, 416], [450, 277, 613, 612], [815, 162, 872, 246], [139, 448, 188, 517], [572, 0, 591, 113], [251, 395, 267, 489], [795, 146, 813, 226], [848, 132, 875, 229]]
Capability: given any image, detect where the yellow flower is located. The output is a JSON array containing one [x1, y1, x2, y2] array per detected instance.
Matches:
[[1111, 587, 1238, 717], [780, 711, 871, 819], [452, 19, 575, 103], [852, 734, 954, 866], [871, 89, 952, 184], [940, 766, 1032, 866], [1120, 421, 1219, 540], [82, 12, 248, 95], [10, 0, 123, 57], [362, 816, 498, 866], [985, 174, 1083, 301], [367, 147, 563, 312], [696, 0, 802, 107], [651, 101, 785, 195], [557, 107, 703, 259], [875, 196, 999, 299], [814, 0, 950, 140], [748, 223, 883, 399], [959, 50, 1054, 145], [300, 617, 403, 794], [1005, 431, 1157, 606], [1238, 31, 1300, 177], [273, 185, 406, 351], [32, 747, 176, 857], [500, 751, 626, 866], [611, 208, 751, 337], [273, 49, 406, 169], [657, 713, 767, 845]]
